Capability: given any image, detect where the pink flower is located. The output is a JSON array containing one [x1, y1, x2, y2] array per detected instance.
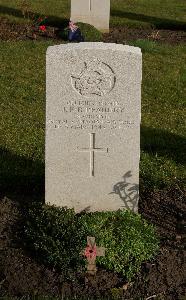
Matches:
[[69, 21, 78, 32], [84, 245, 97, 259], [39, 25, 46, 32]]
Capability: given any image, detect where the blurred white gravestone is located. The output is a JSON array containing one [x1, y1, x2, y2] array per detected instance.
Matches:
[[71, 0, 110, 33], [46, 43, 142, 213]]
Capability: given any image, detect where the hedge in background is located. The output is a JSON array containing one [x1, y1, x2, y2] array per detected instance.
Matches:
[[76, 22, 103, 42]]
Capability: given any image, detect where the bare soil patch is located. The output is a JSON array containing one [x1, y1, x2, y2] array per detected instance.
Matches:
[[103, 27, 186, 45], [0, 17, 186, 44]]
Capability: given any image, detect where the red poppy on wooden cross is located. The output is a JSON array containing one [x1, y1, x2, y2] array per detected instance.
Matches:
[[83, 236, 105, 275]]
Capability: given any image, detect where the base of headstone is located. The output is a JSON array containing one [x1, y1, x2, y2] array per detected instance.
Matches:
[[71, 17, 110, 33]]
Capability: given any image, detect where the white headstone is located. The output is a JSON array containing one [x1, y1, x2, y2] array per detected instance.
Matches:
[[71, 0, 110, 33], [46, 43, 142, 213]]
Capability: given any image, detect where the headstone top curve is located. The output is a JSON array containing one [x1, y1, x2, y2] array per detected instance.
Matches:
[[46, 43, 142, 56]]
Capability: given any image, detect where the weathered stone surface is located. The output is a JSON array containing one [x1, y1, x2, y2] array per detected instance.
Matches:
[[46, 43, 142, 212], [71, 0, 110, 33]]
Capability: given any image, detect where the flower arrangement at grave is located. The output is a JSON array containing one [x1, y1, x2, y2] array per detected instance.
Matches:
[[19, 0, 48, 39], [31, 15, 48, 38]]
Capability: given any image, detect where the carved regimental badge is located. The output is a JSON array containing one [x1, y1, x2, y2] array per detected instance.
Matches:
[[71, 58, 116, 97]]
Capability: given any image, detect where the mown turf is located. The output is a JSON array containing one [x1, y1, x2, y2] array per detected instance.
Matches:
[[136, 40, 186, 188], [0, 40, 185, 193], [0, 41, 50, 195], [0, 0, 186, 29]]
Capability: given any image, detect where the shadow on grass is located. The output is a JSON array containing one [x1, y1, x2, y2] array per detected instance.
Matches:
[[0, 127, 185, 204], [0, 147, 44, 204], [0, 5, 69, 28], [1, 5, 186, 31], [141, 126, 186, 165], [0, 5, 23, 18], [111, 9, 186, 30]]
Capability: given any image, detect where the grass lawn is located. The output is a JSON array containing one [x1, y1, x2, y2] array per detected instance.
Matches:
[[0, 40, 185, 193], [0, 0, 186, 29]]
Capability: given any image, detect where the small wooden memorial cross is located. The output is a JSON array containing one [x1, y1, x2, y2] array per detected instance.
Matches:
[[83, 236, 105, 275]]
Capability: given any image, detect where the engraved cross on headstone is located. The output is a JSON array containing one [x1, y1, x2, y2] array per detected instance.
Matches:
[[77, 133, 108, 177], [89, 0, 92, 11]]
